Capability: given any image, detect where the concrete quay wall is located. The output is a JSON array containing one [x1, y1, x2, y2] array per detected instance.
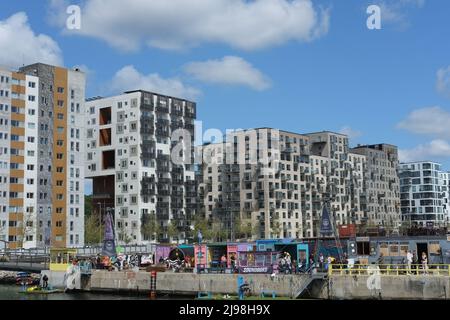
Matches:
[[327, 275, 450, 300], [88, 270, 311, 297], [46, 270, 450, 299]]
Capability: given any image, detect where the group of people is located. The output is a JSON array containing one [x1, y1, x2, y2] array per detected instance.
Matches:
[[406, 250, 429, 274]]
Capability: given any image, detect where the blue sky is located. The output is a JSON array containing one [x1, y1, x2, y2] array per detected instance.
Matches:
[[1, 0, 450, 173]]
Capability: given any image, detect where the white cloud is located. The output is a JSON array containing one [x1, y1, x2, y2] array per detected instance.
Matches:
[[376, 0, 425, 28], [0, 12, 63, 68], [184, 56, 271, 91], [339, 126, 362, 140], [399, 139, 450, 162], [49, 0, 329, 52], [109, 65, 200, 100], [437, 66, 450, 98], [397, 106, 450, 138]]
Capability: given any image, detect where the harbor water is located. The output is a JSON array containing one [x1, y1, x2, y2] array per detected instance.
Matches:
[[0, 284, 175, 300]]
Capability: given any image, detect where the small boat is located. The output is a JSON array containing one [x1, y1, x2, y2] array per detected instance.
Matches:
[[19, 286, 63, 294], [15, 272, 39, 286]]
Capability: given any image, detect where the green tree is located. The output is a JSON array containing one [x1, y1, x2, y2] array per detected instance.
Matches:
[[84, 195, 93, 217], [271, 220, 281, 238], [141, 213, 160, 241], [85, 213, 102, 245], [167, 221, 179, 244], [193, 213, 211, 242]]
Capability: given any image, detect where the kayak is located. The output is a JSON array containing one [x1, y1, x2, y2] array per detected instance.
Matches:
[[19, 286, 63, 294]]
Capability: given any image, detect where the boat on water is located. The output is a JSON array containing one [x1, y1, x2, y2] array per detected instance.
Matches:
[[19, 285, 63, 294], [15, 272, 39, 286]]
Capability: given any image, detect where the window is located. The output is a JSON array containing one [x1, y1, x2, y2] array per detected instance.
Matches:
[[57, 113, 64, 120], [28, 81, 36, 88], [28, 95, 35, 102], [57, 100, 64, 107], [57, 87, 64, 93]]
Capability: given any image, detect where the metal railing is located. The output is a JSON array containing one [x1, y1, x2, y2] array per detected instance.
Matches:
[[0, 249, 50, 270], [328, 264, 450, 276]]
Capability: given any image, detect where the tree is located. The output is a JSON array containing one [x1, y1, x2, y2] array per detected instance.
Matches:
[[271, 220, 281, 238], [85, 195, 93, 217], [141, 213, 160, 242], [167, 221, 179, 244], [211, 219, 227, 242], [193, 213, 211, 242], [85, 213, 102, 245]]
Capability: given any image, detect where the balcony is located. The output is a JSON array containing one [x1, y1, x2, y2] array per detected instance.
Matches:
[[158, 177, 172, 184], [172, 201, 183, 209], [141, 103, 154, 111], [140, 126, 154, 135], [172, 178, 184, 185], [171, 120, 184, 131], [156, 213, 169, 220], [156, 128, 170, 137], [156, 104, 169, 113], [171, 108, 183, 116], [186, 191, 197, 197]]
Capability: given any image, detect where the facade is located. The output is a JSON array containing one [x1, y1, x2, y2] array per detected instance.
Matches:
[[0, 63, 85, 249], [350, 144, 401, 229], [85, 90, 197, 244], [399, 161, 449, 227], [198, 129, 387, 240]]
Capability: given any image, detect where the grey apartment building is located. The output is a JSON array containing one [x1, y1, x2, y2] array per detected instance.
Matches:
[[351, 144, 401, 229], [399, 161, 449, 227], [85, 90, 197, 244], [197, 128, 398, 240]]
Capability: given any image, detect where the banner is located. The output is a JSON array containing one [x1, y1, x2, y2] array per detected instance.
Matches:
[[320, 206, 333, 235], [102, 211, 116, 257]]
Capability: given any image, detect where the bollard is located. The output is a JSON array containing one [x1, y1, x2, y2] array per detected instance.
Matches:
[[149, 271, 157, 299]]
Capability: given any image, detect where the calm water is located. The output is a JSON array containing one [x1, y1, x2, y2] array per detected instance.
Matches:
[[0, 285, 183, 300]]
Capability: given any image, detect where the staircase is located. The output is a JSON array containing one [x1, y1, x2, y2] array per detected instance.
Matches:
[[292, 272, 327, 298]]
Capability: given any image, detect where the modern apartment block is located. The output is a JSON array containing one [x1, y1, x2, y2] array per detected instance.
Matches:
[[0, 63, 85, 249], [399, 161, 449, 227], [85, 90, 197, 244], [351, 144, 401, 229], [198, 128, 383, 240]]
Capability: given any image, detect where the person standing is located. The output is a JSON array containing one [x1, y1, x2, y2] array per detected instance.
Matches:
[[421, 252, 428, 274], [319, 253, 324, 271], [42, 274, 48, 289], [406, 251, 413, 274]]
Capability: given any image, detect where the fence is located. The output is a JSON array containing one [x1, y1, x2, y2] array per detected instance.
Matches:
[[328, 264, 450, 276], [0, 244, 156, 260], [0, 248, 50, 270]]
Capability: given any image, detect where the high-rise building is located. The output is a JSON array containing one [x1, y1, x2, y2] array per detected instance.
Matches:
[[351, 144, 401, 230], [85, 90, 197, 244], [399, 161, 449, 227], [197, 128, 376, 240], [0, 63, 85, 249]]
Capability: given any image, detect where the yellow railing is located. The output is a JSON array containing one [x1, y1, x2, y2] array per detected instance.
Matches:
[[328, 264, 450, 276]]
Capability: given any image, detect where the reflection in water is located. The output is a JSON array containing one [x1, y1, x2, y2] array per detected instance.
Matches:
[[0, 285, 189, 300]]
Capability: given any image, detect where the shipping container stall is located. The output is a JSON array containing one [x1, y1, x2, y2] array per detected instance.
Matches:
[[237, 249, 279, 274], [155, 244, 174, 264], [206, 243, 228, 268], [194, 244, 207, 271], [227, 244, 238, 269]]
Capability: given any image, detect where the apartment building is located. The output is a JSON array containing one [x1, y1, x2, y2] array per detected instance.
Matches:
[[0, 63, 85, 249], [399, 161, 449, 227], [306, 132, 367, 233], [85, 90, 197, 244], [198, 129, 371, 240], [351, 144, 401, 229]]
